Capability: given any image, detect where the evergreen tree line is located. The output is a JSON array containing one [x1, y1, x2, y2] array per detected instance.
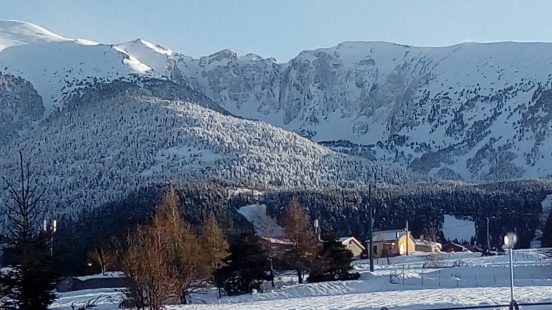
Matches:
[[260, 180, 551, 248], [52, 179, 552, 274], [1, 153, 550, 310], [53, 182, 253, 275]]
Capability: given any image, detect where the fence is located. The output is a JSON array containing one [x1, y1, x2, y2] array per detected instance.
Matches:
[[389, 269, 551, 288], [421, 302, 552, 309]]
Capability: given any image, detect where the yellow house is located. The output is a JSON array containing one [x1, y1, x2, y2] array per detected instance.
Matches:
[[339, 237, 365, 259], [372, 229, 415, 258]]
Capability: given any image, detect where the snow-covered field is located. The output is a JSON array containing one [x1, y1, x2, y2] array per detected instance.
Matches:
[[50, 248, 552, 310], [442, 215, 476, 243]]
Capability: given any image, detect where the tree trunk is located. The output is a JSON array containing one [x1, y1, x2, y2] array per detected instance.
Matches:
[[297, 270, 303, 284], [180, 292, 188, 304], [96, 247, 106, 274]]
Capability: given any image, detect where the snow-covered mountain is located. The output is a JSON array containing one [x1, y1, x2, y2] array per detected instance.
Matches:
[[168, 42, 552, 181], [2, 20, 552, 184], [0, 21, 161, 114], [0, 81, 415, 217]]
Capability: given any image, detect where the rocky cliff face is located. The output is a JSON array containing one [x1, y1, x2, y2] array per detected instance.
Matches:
[[167, 42, 552, 181], [2, 21, 552, 181]]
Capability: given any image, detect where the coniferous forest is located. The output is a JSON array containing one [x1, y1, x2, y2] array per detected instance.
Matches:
[[52, 179, 552, 275]]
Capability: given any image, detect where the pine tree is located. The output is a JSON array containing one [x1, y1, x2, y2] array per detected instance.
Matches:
[[214, 233, 272, 296], [282, 198, 319, 284], [0, 151, 57, 310], [308, 229, 360, 282]]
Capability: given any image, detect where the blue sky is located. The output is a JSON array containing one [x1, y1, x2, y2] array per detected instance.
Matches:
[[2, 0, 552, 62]]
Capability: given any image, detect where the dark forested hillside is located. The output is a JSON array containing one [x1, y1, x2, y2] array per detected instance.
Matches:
[[55, 179, 552, 274], [262, 180, 551, 248], [54, 182, 255, 274]]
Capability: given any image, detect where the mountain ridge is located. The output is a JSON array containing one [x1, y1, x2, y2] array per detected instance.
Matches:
[[2, 21, 552, 181], [0, 82, 418, 219]]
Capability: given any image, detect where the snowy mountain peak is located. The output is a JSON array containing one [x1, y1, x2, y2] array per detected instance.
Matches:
[[0, 20, 163, 113], [3, 21, 552, 181], [115, 38, 173, 56], [0, 20, 67, 51], [203, 49, 238, 64]]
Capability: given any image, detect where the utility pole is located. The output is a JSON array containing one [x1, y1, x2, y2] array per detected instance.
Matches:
[[486, 217, 491, 251], [368, 174, 375, 272], [405, 220, 409, 256]]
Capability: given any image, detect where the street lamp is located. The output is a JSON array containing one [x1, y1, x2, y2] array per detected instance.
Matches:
[[43, 219, 57, 257], [314, 219, 320, 241], [503, 232, 518, 310]]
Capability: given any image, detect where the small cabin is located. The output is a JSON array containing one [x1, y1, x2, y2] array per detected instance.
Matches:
[[260, 236, 294, 254], [442, 242, 470, 253], [371, 229, 415, 258], [339, 237, 365, 259], [415, 239, 442, 253]]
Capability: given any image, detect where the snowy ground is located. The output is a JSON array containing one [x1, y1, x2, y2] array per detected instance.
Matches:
[[442, 214, 476, 243], [50, 249, 552, 310]]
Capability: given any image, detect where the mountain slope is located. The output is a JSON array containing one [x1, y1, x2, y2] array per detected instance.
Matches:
[[2, 21, 552, 181], [0, 20, 66, 50], [0, 72, 44, 145], [0, 82, 416, 217], [162, 42, 552, 181], [0, 21, 161, 114]]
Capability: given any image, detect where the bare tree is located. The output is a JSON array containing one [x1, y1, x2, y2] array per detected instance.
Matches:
[[200, 212, 229, 277], [121, 225, 176, 310], [121, 187, 208, 308], [87, 240, 122, 275], [153, 188, 207, 304], [259, 210, 280, 288], [282, 198, 319, 284], [200, 212, 229, 298]]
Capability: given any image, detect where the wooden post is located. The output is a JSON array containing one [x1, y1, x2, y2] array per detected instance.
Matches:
[[406, 220, 409, 256]]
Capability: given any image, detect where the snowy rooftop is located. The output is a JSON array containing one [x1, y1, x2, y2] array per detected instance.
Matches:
[[260, 236, 293, 245], [339, 237, 366, 250], [373, 229, 407, 242]]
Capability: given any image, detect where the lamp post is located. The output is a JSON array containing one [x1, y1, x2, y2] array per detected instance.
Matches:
[[43, 219, 57, 257], [368, 174, 376, 272], [314, 219, 320, 242], [503, 232, 518, 310]]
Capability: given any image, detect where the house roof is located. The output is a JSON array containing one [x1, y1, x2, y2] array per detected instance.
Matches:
[[442, 242, 470, 251], [260, 236, 293, 245], [339, 236, 366, 250], [373, 229, 410, 242], [415, 239, 442, 248]]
